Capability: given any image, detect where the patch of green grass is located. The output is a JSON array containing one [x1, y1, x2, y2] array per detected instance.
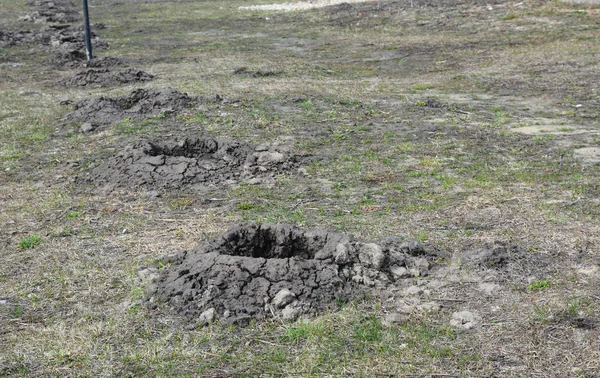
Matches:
[[11, 305, 23, 318], [500, 13, 519, 21], [532, 305, 552, 324], [557, 127, 574, 132], [0, 153, 21, 160], [279, 320, 329, 344], [66, 211, 80, 219], [528, 279, 552, 291], [168, 197, 196, 209], [114, 119, 140, 134], [533, 134, 555, 143], [237, 203, 257, 210], [18, 234, 42, 250], [352, 316, 384, 344]]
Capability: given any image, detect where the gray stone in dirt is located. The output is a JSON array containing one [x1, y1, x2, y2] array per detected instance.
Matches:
[[403, 285, 424, 296], [390, 265, 410, 280], [281, 304, 302, 321], [80, 122, 94, 133], [450, 311, 480, 330], [478, 282, 500, 296], [146, 223, 448, 325], [358, 243, 385, 269], [272, 289, 296, 308], [383, 312, 408, 326], [419, 301, 441, 313], [413, 257, 430, 270], [334, 243, 354, 264], [256, 151, 285, 165], [137, 267, 159, 284], [197, 308, 216, 326]]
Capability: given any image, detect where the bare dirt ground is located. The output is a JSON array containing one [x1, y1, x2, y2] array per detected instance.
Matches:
[[1, 0, 600, 376]]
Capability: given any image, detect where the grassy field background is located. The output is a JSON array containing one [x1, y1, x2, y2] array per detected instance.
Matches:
[[1, 0, 600, 376]]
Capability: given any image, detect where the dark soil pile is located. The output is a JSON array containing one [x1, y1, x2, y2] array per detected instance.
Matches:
[[233, 67, 284, 77], [461, 241, 526, 269], [86, 56, 124, 68], [59, 68, 154, 87], [47, 25, 108, 67], [0, 30, 38, 47], [1, 23, 95, 48], [147, 223, 448, 325], [21, 0, 79, 23], [88, 137, 303, 189], [50, 48, 87, 67], [62, 88, 193, 132]]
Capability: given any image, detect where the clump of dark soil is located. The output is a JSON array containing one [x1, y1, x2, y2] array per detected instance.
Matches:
[[88, 137, 304, 190], [50, 48, 87, 67], [0, 30, 38, 47], [59, 68, 154, 87], [147, 223, 449, 325], [61, 88, 193, 132], [461, 242, 525, 269], [86, 56, 124, 68], [1, 24, 106, 56], [21, 0, 79, 23], [233, 67, 284, 77]]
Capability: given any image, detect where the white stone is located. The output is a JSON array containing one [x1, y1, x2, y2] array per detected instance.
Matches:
[[358, 243, 385, 269], [390, 265, 411, 280], [272, 289, 295, 308], [198, 308, 216, 326], [281, 305, 301, 321], [256, 151, 284, 165], [450, 311, 480, 330], [403, 285, 423, 296], [334, 243, 351, 264]]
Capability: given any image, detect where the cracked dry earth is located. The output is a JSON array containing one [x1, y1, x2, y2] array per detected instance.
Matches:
[[147, 223, 450, 326], [85, 137, 305, 190]]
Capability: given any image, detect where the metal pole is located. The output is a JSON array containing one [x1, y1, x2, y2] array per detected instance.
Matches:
[[82, 0, 93, 61]]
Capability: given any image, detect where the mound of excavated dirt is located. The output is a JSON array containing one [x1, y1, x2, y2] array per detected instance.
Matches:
[[86, 56, 124, 68], [59, 68, 154, 87], [0, 30, 38, 47], [62, 88, 193, 132], [50, 48, 86, 67], [1, 25, 107, 53], [88, 137, 304, 190], [147, 223, 449, 326], [21, 0, 79, 23]]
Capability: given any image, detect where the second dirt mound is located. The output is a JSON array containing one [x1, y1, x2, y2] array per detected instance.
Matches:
[[62, 87, 192, 132], [59, 68, 154, 87], [88, 137, 303, 190]]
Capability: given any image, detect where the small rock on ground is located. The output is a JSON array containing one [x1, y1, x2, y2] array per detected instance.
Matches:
[[450, 310, 480, 330]]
